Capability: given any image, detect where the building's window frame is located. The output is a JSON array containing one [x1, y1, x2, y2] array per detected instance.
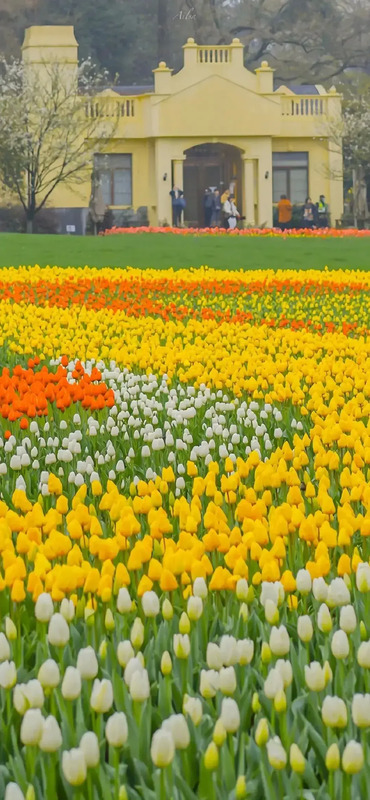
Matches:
[[272, 152, 309, 204], [94, 153, 133, 207]]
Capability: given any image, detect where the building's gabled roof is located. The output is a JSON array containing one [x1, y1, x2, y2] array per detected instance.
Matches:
[[274, 83, 320, 95], [113, 85, 154, 95], [289, 84, 319, 95]]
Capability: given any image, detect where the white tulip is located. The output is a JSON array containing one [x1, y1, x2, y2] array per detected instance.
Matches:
[[220, 698, 240, 733], [317, 603, 332, 633], [357, 642, 370, 669], [76, 646, 99, 680], [117, 640, 135, 668], [275, 659, 293, 688], [269, 625, 290, 656], [312, 577, 328, 602], [62, 748, 87, 785], [4, 783, 25, 800], [39, 715, 63, 752], [5, 618, 17, 642], [20, 708, 44, 745], [35, 593, 54, 623], [206, 643, 223, 670], [183, 694, 202, 726], [322, 696, 348, 728], [14, 680, 44, 715], [124, 656, 144, 687], [219, 635, 238, 666], [79, 731, 100, 768], [187, 596, 203, 621], [38, 659, 60, 689], [90, 679, 113, 713], [130, 618, 144, 649], [0, 660, 17, 689], [352, 694, 370, 728], [162, 714, 190, 749], [116, 588, 131, 614], [105, 712, 128, 747], [305, 662, 326, 692], [296, 569, 312, 595], [0, 633, 10, 662], [60, 598, 75, 622], [62, 667, 82, 700], [297, 615, 313, 643], [340, 605, 357, 634], [342, 741, 364, 774], [141, 591, 160, 618], [267, 736, 287, 769], [264, 668, 284, 699], [260, 581, 284, 608], [193, 577, 208, 599], [265, 599, 279, 625], [200, 669, 219, 698], [129, 669, 150, 702], [326, 578, 350, 608], [331, 630, 349, 660], [173, 634, 190, 659], [47, 613, 70, 647], [237, 639, 254, 665], [151, 729, 175, 767], [356, 563, 370, 592], [219, 667, 237, 696], [235, 578, 249, 601]]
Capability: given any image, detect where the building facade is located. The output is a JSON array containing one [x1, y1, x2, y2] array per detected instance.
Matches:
[[22, 26, 343, 232]]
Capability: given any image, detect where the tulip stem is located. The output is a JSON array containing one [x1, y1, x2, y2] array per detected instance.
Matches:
[[159, 768, 166, 800], [114, 748, 120, 796], [343, 773, 351, 800]]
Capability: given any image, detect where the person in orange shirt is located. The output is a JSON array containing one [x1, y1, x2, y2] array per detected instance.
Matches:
[[277, 194, 292, 230]]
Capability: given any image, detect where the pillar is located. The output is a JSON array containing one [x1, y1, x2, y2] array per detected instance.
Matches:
[[255, 61, 274, 94], [153, 62, 173, 94], [242, 157, 255, 226], [154, 140, 172, 226], [172, 157, 185, 191], [22, 26, 78, 92], [257, 141, 273, 228]]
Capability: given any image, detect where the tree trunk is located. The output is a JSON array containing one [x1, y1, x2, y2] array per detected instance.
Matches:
[[26, 217, 33, 234]]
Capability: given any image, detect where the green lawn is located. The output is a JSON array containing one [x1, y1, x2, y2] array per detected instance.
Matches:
[[0, 232, 369, 270]]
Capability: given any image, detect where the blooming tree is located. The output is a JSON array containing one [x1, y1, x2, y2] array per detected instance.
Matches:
[[0, 57, 114, 232], [341, 78, 370, 224]]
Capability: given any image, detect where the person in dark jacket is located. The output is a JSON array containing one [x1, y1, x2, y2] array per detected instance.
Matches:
[[211, 189, 222, 227], [170, 186, 185, 226], [302, 197, 317, 228], [203, 188, 214, 227]]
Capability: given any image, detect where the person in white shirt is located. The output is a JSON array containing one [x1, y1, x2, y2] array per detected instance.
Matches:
[[223, 194, 240, 229]]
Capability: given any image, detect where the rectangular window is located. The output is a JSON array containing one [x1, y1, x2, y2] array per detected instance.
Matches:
[[94, 154, 132, 206], [272, 152, 308, 204]]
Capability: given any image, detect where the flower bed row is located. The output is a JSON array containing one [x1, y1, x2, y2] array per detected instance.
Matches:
[[0, 264, 369, 800], [100, 225, 370, 237]]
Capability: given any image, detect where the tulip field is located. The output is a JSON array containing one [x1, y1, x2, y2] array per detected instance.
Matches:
[[1, 262, 370, 800]]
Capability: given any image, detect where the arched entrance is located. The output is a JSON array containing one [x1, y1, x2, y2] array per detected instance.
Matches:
[[182, 143, 243, 226]]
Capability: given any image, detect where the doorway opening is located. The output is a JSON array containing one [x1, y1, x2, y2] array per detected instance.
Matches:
[[182, 142, 243, 226]]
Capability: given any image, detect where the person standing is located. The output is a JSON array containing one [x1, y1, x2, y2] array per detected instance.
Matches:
[[302, 196, 316, 228], [277, 194, 292, 230], [169, 186, 185, 227], [220, 188, 230, 228], [223, 194, 240, 230], [203, 188, 214, 227], [211, 189, 222, 227], [317, 194, 329, 227]]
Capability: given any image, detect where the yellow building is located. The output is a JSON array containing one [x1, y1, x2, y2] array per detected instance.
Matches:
[[22, 26, 343, 232]]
